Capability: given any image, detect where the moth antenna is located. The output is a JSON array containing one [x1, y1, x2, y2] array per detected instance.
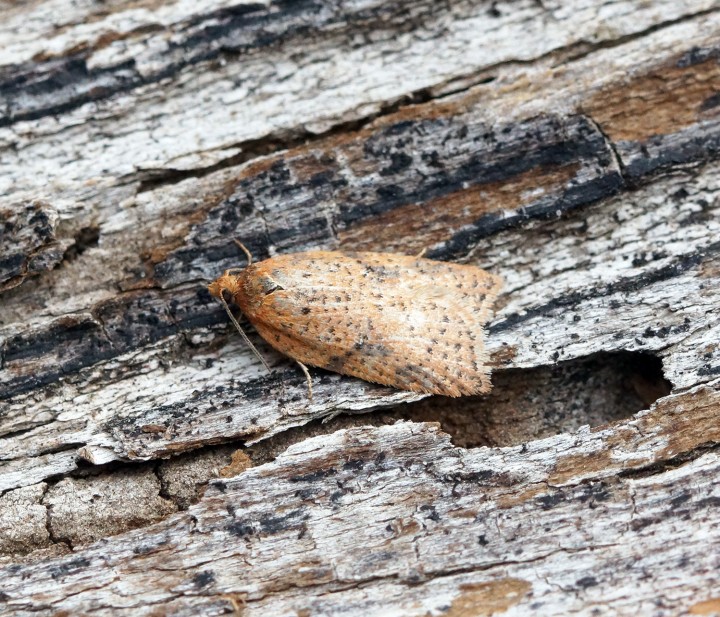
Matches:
[[233, 240, 254, 266], [217, 292, 271, 373]]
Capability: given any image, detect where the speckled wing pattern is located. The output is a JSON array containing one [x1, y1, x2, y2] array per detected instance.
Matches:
[[236, 251, 502, 397]]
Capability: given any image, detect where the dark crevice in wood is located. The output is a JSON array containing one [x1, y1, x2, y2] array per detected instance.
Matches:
[[1, 461, 65, 500], [153, 462, 182, 511], [393, 351, 671, 448], [61, 225, 100, 264], [548, 5, 720, 67], [618, 441, 720, 480], [39, 484, 67, 554], [13, 349, 665, 535], [0, 424, 44, 442], [70, 455, 151, 478], [428, 6, 720, 111], [584, 115, 628, 184], [43, 503, 72, 551], [26, 442, 88, 459]]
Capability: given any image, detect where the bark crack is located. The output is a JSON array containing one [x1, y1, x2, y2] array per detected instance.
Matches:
[[583, 114, 627, 183], [550, 5, 720, 66]]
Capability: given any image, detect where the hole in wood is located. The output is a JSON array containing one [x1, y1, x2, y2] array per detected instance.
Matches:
[[395, 351, 672, 448], [62, 225, 100, 263]]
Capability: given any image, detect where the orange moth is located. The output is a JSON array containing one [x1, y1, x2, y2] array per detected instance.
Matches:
[[208, 243, 502, 398]]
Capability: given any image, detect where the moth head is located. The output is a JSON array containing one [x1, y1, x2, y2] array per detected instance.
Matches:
[[207, 268, 272, 375], [208, 271, 242, 300]]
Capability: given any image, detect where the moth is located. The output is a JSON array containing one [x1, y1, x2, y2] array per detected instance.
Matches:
[[208, 243, 502, 398]]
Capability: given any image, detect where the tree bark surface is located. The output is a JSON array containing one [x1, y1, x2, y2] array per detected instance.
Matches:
[[1, 1, 719, 615]]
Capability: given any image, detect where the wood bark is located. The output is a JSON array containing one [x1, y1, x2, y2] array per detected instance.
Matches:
[[1, 0, 719, 615]]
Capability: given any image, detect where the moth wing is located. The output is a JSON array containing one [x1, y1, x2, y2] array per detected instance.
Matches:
[[245, 252, 501, 396]]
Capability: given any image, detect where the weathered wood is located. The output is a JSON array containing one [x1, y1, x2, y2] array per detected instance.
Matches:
[[1, 0, 719, 614], [3, 415, 720, 615]]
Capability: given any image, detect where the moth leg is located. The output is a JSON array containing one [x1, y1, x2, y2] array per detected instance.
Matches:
[[415, 247, 428, 259], [221, 593, 246, 615], [296, 360, 313, 400]]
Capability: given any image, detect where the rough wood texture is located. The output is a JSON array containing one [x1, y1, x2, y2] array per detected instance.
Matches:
[[1, 0, 719, 614]]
